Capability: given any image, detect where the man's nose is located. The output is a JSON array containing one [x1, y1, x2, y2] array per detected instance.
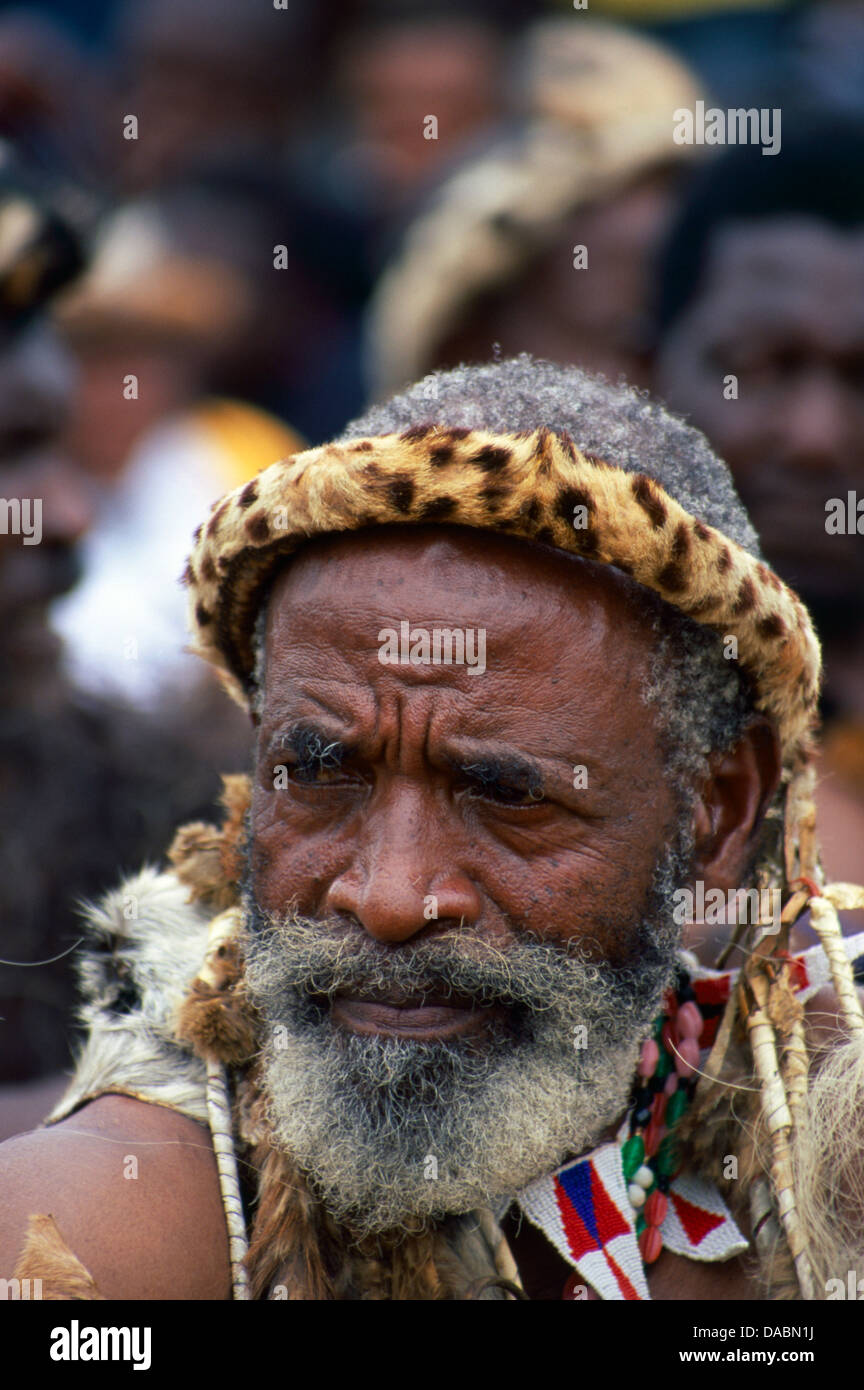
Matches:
[[323, 782, 482, 943]]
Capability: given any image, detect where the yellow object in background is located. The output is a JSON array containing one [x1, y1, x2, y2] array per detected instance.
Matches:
[[192, 398, 306, 490]]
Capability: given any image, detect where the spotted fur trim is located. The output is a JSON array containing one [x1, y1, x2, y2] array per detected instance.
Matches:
[[183, 425, 820, 772]]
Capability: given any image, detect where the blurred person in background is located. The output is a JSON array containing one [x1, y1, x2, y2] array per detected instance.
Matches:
[[0, 151, 90, 718], [551, 0, 798, 107], [0, 154, 250, 1131], [12, 0, 120, 50], [152, 166, 369, 444], [785, 0, 864, 119], [110, 0, 381, 423], [367, 20, 704, 401], [108, 0, 319, 194], [653, 115, 864, 888], [322, 1, 508, 230], [50, 178, 308, 708], [0, 9, 110, 186]]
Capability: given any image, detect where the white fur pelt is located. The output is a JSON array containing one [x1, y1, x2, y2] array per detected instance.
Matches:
[[47, 868, 212, 1127]]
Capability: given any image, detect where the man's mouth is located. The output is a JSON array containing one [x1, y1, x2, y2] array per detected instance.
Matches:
[[329, 989, 506, 1040]]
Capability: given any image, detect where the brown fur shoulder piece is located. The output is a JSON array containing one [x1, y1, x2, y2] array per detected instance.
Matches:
[[168, 773, 250, 913], [47, 780, 252, 1128], [176, 906, 259, 1067], [12, 1214, 104, 1300], [183, 427, 820, 775]]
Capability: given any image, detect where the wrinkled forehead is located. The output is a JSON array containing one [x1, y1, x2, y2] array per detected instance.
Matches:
[[255, 524, 665, 751], [263, 522, 660, 649]]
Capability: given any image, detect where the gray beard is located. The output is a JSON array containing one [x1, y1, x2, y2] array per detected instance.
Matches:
[[242, 832, 692, 1239]]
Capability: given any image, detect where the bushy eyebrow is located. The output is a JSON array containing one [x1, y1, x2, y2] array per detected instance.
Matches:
[[269, 721, 553, 796], [277, 723, 350, 779]]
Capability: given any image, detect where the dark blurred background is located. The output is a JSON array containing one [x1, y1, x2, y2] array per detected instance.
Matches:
[[1, 0, 863, 1133]]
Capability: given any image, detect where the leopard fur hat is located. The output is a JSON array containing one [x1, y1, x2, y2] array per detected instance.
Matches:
[[182, 421, 820, 777]]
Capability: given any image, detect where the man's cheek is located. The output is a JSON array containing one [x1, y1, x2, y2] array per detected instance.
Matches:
[[250, 815, 348, 917], [507, 847, 648, 953]]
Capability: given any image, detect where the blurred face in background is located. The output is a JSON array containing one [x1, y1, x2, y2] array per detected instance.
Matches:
[[0, 319, 92, 705], [656, 217, 864, 626], [114, 0, 309, 191], [340, 20, 502, 207], [434, 173, 676, 392], [62, 328, 204, 485]]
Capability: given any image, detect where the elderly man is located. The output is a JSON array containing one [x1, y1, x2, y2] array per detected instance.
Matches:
[[2, 358, 862, 1302]]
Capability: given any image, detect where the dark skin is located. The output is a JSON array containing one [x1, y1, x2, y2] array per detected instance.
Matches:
[[656, 217, 864, 888], [656, 218, 864, 616], [0, 526, 791, 1297], [0, 1096, 229, 1299], [340, 20, 502, 209]]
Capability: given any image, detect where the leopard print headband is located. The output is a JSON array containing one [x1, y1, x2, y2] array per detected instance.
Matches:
[[182, 423, 821, 774]]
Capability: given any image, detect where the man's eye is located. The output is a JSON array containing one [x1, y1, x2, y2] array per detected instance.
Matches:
[[467, 781, 544, 806], [291, 762, 346, 784], [273, 731, 350, 787], [288, 760, 363, 787], [270, 759, 357, 789], [456, 759, 545, 807]]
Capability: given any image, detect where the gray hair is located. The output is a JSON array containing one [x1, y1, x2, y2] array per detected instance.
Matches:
[[342, 355, 761, 554]]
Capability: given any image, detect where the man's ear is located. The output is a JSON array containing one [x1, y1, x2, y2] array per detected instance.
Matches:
[[689, 716, 782, 891]]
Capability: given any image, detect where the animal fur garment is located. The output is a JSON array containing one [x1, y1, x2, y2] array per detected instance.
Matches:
[[47, 866, 213, 1127], [44, 839, 513, 1300], [183, 425, 820, 775]]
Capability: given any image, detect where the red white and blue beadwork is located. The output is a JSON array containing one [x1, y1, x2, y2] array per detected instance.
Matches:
[[511, 932, 864, 1300], [517, 1142, 747, 1301]]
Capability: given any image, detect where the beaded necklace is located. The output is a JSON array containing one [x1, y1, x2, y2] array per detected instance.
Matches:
[[513, 935, 864, 1298], [514, 960, 747, 1300], [621, 964, 704, 1267]]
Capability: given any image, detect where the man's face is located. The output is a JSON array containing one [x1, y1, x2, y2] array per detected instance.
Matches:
[[243, 526, 690, 1234], [656, 218, 864, 618], [345, 23, 500, 203]]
